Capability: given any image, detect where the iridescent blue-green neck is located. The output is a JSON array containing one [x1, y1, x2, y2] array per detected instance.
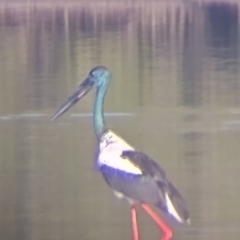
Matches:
[[93, 84, 108, 140]]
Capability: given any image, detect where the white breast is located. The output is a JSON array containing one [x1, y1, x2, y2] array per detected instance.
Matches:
[[98, 130, 142, 175]]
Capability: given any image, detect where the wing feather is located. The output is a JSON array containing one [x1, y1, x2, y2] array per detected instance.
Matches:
[[121, 150, 190, 224]]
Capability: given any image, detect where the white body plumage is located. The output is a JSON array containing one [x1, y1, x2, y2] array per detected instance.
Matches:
[[97, 130, 142, 175]]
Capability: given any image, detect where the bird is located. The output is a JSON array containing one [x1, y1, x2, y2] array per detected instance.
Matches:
[[51, 66, 190, 240]]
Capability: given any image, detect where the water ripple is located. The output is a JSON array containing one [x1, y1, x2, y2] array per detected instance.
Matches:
[[0, 112, 137, 121]]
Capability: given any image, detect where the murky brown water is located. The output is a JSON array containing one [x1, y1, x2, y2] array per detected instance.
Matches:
[[0, 1, 240, 240]]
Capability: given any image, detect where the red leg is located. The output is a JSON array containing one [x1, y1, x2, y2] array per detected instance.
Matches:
[[141, 203, 173, 240], [131, 205, 140, 240]]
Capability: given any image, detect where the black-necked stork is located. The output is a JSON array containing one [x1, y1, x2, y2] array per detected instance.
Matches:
[[51, 66, 190, 240]]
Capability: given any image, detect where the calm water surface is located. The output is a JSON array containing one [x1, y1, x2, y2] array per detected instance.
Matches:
[[0, 1, 240, 240]]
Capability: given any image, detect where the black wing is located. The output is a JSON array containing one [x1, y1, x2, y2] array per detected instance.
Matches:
[[121, 150, 167, 182], [99, 149, 189, 223], [121, 150, 190, 223]]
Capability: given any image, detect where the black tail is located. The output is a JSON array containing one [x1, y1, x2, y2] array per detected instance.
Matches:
[[157, 182, 190, 224]]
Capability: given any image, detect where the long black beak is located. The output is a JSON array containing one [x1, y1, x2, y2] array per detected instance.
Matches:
[[51, 77, 93, 121]]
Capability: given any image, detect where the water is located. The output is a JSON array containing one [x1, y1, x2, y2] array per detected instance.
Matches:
[[0, 1, 240, 240]]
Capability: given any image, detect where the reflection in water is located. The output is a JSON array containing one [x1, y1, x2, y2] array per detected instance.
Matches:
[[0, 1, 240, 240], [206, 3, 238, 51]]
